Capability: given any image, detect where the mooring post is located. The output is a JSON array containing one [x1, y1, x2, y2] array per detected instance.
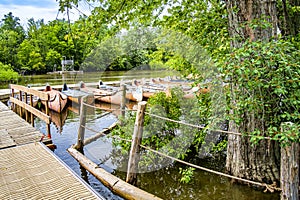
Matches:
[[126, 101, 147, 185], [280, 122, 299, 200], [11, 87, 15, 112], [29, 94, 34, 126], [25, 92, 28, 122], [75, 97, 87, 151], [120, 84, 126, 119], [18, 90, 22, 117], [45, 94, 51, 139]]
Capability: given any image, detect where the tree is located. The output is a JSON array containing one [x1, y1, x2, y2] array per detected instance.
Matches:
[[0, 12, 25, 70], [0, 30, 20, 69], [224, 0, 300, 185], [0, 12, 25, 40]]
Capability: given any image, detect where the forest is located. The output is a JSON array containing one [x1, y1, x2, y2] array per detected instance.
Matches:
[[1, 0, 300, 196]]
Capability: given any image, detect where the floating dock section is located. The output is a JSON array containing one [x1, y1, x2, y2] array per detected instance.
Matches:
[[0, 101, 104, 199]]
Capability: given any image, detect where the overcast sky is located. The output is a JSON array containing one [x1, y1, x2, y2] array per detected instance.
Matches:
[[0, 0, 93, 28]]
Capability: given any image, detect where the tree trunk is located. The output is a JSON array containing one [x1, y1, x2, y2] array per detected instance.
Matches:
[[225, 0, 281, 184], [278, 0, 300, 37]]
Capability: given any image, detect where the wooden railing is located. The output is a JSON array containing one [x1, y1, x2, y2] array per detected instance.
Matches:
[[9, 84, 51, 137]]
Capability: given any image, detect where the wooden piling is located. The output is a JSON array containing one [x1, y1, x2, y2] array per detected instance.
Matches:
[[75, 97, 87, 150], [280, 122, 299, 200], [25, 92, 28, 122], [45, 95, 51, 139], [120, 84, 126, 118], [29, 94, 34, 126], [126, 101, 147, 185], [19, 90, 22, 117], [11, 88, 16, 112]]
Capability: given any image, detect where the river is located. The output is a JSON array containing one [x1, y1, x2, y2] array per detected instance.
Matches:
[[9, 70, 280, 199], [1, 70, 179, 89]]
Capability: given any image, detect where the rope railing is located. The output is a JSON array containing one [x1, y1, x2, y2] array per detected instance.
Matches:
[[85, 111, 111, 124], [144, 112, 273, 140], [139, 144, 281, 192], [80, 117, 281, 193], [73, 89, 296, 198]]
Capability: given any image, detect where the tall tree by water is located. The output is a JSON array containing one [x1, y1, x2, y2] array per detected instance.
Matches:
[[0, 12, 25, 71]]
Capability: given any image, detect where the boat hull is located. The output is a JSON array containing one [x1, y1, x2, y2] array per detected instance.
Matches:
[[42, 88, 68, 113], [62, 88, 94, 104]]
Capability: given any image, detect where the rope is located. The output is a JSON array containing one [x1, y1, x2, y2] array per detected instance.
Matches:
[[81, 124, 132, 143], [144, 112, 272, 140], [81, 125, 103, 135], [139, 144, 281, 192], [85, 111, 111, 124], [109, 135, 132, 143]]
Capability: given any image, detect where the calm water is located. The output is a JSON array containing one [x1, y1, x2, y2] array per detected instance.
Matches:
[[33, 103, 279, 200], [9, 70, 280, 199], [1, 70, 180, 89]]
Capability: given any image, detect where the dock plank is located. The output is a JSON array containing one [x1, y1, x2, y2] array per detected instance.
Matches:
[[0, 101, 47, 149], [0, 99, 103, 199], [0, 143, 102, 199], [0, 130, 15, 149]]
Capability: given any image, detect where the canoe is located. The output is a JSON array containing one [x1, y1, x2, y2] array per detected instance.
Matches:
[[80, 82, 142, 105], [62, 83, 94, 104], [183, 86, 209, 99], [43, 85, 68, 113]]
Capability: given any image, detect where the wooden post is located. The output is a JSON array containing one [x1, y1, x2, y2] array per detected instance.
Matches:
[[30, 94, 34, 126], [11, 88, 15, 111], [19, 90, 22, 117], [75, 97, 87, 151], [120, 84, 126, 119], [126, 101, 147, 185], [45, 94, 51, 139], [280, 122, 299, 200], [25, 92, 28, 122]]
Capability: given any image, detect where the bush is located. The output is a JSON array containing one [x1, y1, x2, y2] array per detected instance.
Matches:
[[0, 62, 19, 82]]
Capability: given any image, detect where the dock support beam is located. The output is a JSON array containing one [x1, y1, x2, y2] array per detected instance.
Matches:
[[126, 101, 147, 185]]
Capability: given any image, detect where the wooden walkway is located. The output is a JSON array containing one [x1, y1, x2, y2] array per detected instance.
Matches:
[[0, 101, 104, 199], [0, 101, 50, 149]]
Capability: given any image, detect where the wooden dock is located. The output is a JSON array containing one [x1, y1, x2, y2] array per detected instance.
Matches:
[[0, 101, 51, 149], [0, 101, 104, 199]]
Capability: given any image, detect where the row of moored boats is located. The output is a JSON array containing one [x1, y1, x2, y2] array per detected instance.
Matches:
[[40, 77, 209, 113]]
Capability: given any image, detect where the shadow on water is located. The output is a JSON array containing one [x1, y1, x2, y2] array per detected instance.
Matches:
[[33, 101, 280, 200]]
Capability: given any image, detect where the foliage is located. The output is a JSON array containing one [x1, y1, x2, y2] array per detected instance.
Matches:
[[179, 167, 195, 184], [0, 13, 111, 74], [220, 39, 300, 144], [111, 87, 218, 172], [0, 62, 19, 82], [82, 25, 160, 71]]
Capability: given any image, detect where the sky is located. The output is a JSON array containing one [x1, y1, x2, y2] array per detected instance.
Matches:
[[0, 0, 93, 28]]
